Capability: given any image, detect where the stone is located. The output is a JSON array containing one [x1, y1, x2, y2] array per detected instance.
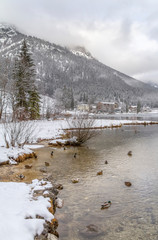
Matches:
[[80, 224, 103, 238], [0, 160, 9, 166], [33, 152, 38, 158], [125, 181, 132, 187], [45, 162, 50, 166], [55, 198, 64, 208], [40, 167, 47, 173], [25, 164, 32, 169], [47, 234, 58, 240], [55, 183, 63, 190], [71, 178, 79, 183]]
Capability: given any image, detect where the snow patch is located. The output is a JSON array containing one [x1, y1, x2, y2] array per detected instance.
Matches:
[[0, 179, 54, 240]]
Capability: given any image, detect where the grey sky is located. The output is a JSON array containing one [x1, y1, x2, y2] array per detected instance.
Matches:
[[0, 0, 158, 83]]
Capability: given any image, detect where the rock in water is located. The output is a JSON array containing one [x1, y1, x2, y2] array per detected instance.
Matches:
[[55, 197, 64, 208], [47, 233, 58, 240], [25, 164, 32, 169], [80, 224, 104, 238], [71, 178, 79, 183], [45, 162, 50, 166]]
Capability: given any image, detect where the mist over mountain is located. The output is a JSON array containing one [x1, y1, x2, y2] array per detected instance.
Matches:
[[0, 23, 158, 107]]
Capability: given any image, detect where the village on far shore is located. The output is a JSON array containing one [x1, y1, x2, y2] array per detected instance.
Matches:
[[76, 101, 152, 114]]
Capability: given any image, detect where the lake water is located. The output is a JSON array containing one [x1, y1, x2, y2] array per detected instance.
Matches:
[[35, 125, 158, 240]]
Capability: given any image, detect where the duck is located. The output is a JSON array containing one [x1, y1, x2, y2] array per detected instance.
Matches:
[[127, 151, 132, 156], [19, 174, 25, 180], [101, 201, 111, 210], [97, 170, 103, 175]]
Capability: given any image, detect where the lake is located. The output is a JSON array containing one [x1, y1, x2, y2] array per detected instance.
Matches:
[[35, 125, 158, 239]]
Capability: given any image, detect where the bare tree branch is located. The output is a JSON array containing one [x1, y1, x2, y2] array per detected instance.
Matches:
[[66, 114, 99, 145]]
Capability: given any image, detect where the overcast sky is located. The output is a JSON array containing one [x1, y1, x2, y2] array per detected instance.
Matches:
[[0, 0, 158, 83]]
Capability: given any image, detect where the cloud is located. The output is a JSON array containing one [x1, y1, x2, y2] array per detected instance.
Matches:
[[1, 0, 158, 82]]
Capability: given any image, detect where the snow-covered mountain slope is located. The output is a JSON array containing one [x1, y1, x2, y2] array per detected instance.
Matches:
[[0, 23, 158, 105]]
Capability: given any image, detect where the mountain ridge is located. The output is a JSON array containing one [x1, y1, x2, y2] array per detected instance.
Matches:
[[0, 23, 158, 106]]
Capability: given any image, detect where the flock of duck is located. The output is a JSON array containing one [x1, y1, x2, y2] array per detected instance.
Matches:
[[50, 148, 132, 210]]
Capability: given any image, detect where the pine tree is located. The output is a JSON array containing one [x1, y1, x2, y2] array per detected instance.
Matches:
[[137, 100, 141, 113], [14, 40, 40, 120], [29, 86, 40, 120], [70, 89, 74, 110]]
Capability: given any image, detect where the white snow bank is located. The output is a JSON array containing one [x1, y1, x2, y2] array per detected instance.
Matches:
[[49, 137, 77, 144], [0, 146, 33, 164], [25, 144, 44, 149], [0, 118, 155, 164], [0, 179, 53, 240]]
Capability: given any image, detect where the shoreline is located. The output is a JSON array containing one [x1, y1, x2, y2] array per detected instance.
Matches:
[[0, 119, 158, 239]]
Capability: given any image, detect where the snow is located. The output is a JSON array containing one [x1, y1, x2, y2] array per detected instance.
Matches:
[[0, 114, 157, 239], [0, 179, 54, 240], [25, 144, 44, 149], [0, 116, 157, 164], [0, 146, 33, 164]]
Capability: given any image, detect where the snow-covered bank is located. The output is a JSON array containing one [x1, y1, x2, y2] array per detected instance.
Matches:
[[0, 147, 33, 165], [0, 179, 53, 240], [0, 118, 157, 164], [32, 118, 157, 141]]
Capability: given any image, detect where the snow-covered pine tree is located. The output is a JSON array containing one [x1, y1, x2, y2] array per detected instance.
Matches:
[[14, 39, 40, 120]]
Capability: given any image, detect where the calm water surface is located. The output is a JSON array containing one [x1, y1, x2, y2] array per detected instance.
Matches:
[[38, 125, 158, 240]]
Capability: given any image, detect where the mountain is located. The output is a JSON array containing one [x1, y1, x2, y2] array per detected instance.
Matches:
[[0, 23, 158, 107]]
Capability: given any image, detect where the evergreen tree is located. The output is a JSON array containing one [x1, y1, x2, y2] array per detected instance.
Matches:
[[29, 86, 40, 120], [137, 100, 141, 113], [14, 40, 40, 120], [126, 103, 129, 113], [70, 89, 74, 110]]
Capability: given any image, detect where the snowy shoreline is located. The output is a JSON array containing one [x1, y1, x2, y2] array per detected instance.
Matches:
[[0, 118, 158, 165], [0, 117, 158, 240]]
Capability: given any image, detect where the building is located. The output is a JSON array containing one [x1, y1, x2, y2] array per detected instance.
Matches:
[[77, 104, 90, 112], [96, 102, 118, 113]]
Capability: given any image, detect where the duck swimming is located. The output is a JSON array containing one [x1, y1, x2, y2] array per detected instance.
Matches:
[[101, 201, 111, 210]]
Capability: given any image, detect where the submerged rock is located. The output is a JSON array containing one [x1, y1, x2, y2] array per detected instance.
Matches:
[[55, 197, 64, 208], [80, 224, 103, 238], [47, 233, 58, 240], [25, 164, 32, 169], [45, 162, 50, 166], [55, 183, 63, 190], [40, 167, 47, 173], [71, 178, 79, 183]]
